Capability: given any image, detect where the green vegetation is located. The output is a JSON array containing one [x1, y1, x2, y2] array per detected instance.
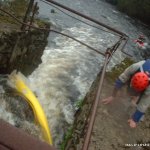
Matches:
[[105, 0, 118, 5], [60, 99, 84, 150], [117, 0, 150, 24], [105, 0, 150, 25], [0, 0, 29, 18], [0, 0, 29, 28], [8, 0, 28, 17], [106, 57, 135, 82], [35, 18, 51, 28], [75, 99, 84, 109], [60, 127, 73, 150], [0, 0, 50, 32]]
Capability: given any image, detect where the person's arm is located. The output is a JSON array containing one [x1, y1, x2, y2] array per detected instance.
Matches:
[[102, 63, 139, 104], [112, 78, 124, 97], [102, 61, 145, 104], [102, 78, 124, 104], [102, 66, 136, 104], [118, 61, 145, 83]]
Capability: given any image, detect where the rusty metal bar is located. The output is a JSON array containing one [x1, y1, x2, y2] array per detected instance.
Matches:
[[82, 52, 110, 150], [21, 0, 34, 31], [28, 2, 38, 31], [49, 30, 105, 56], [81, 39, 124, 150], [0, 2, 131, 149], [0, 119, 56, 150], [0, 8, 105, 56], [121, 37, 132, 57], [107, 37, 125, 63], [45, 0, 127, 37], [41, 0, 121, 38], [0, 7, 131, 57]]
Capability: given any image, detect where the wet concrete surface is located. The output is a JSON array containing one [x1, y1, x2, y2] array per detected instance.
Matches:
[[89, 77, 150, 150]]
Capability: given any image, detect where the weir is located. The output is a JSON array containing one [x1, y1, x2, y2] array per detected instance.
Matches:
[[0, 0, 133, 149]]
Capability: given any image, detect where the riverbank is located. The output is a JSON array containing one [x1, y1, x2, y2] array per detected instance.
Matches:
[[105, 0, 150, 26]]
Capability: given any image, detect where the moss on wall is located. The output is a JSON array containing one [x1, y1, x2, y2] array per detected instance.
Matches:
[[106, 57, 135, 82], [0, 22, 50, 75]]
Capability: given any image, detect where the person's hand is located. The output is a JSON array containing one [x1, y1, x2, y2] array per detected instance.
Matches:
[[101, 96, 114, 104], [128, 119, 137, 128]]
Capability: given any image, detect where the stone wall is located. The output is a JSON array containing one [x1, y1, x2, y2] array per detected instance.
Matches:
[[0, 26, 50, 75]]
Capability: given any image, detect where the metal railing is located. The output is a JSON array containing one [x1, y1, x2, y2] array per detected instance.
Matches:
[[42, 1, 130, 149], [0, 0, 132, 149]]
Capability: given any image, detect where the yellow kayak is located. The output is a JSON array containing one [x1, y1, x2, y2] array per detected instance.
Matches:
[[8, 71, 53, 145]]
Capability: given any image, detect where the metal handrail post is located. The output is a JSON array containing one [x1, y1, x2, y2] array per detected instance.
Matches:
[[82, 52, 110, 150]]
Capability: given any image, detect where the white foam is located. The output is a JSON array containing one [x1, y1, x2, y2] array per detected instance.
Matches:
[[28, 25, 124, 145]]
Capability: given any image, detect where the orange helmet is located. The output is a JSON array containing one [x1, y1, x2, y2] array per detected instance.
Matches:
[[131, 72, 149, 92]]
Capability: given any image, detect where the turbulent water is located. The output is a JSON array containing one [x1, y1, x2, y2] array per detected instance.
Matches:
[[1, 0, 150, 147]]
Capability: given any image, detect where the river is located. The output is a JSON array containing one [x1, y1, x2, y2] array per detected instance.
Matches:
[[1, 0, 150, 147]]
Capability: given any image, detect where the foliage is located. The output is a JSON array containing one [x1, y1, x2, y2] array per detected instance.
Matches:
[[35, 18, 50, 29], [0, 0, 48, 31], [0, 0, 29, 26], [1, 0, 29, 17], [74, 99, 84, 109], [60, 99, 84, 149], [117, 0, 150, 25], [9, 0, 29, 17], [105, 0, 150, 25], [60, 127, 73, 150], [105, 0, 118, 5]]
